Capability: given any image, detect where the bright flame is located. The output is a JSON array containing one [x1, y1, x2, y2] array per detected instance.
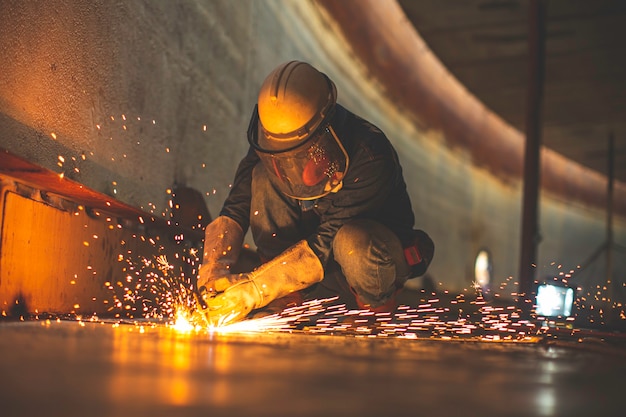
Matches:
[[172, 309, 196, 332]]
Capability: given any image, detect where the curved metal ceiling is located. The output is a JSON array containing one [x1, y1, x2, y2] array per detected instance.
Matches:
[[315, 0, 626, 216]]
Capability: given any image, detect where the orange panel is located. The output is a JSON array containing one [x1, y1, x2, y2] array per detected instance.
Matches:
[[0, 183, 200, 318]]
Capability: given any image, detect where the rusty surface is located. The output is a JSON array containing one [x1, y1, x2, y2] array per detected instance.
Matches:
[[314, 0, 626, 217], [0, 147, 204, 316], [0, 148, 202, 241]]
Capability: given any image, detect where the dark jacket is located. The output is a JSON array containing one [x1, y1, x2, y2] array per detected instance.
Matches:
[[220, 104, 416, 267]]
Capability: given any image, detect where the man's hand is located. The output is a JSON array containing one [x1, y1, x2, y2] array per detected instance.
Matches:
[[197, 268, 247, 293], [201, 276, 262, 327], [198, 240, 324, 327], [197, 215, 244, 293]]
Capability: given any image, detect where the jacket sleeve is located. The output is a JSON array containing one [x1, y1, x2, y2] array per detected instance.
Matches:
[[306, 142, 398, 266], [218, 146, 259, 234]]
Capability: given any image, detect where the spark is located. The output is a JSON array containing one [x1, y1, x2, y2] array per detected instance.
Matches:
[[70, 167, 622, 339], [156, 255, 173, 274], [213, 313, 299, 333], [172, 309, 198, 333], [189, 291, 544, 341]]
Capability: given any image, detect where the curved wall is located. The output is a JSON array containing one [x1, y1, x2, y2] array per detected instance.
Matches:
[[1, 0, 624, 293]]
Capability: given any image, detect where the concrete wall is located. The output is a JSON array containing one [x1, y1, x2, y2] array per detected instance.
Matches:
[[1, 0, 625, 304], [0, 0, 261, 218]]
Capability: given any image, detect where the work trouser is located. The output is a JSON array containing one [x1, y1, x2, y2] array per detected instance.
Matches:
[[250, 164, 410, 310]]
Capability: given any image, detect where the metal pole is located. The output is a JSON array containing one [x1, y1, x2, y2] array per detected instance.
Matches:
[[606, 132, 614, 318], [518, 0, 547, 313]]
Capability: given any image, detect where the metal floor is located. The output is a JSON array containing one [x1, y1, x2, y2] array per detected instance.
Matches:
[[1, 318, 625, 417]]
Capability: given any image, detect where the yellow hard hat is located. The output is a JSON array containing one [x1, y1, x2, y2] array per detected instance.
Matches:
[[257, 61, 337, 151], [250, 61, 348, 200]]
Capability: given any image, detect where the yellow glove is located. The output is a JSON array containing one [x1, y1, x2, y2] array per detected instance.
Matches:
[[203, 275, 262, 326], [197, 216, 244, 293], [200, 240, 324, 327], [198, 269, 245, 293]]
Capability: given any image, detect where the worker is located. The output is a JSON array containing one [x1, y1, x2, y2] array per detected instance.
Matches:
[[197, 61, 433, 326]]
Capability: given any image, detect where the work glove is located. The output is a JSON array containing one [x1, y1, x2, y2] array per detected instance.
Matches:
[[200, 240, 324, 327], [197, 216, 244, 293]]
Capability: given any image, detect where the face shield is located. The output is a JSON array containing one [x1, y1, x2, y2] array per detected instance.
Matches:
[[249, 109, 349, 200]]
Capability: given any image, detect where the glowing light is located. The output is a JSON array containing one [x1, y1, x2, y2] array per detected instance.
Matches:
[[172, 310, 195, 333], [536, 284, 574, 317], [474, 250, 491, 289]]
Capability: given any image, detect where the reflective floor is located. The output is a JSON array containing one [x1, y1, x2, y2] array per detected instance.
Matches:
[[1, 319, 625, 417]]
